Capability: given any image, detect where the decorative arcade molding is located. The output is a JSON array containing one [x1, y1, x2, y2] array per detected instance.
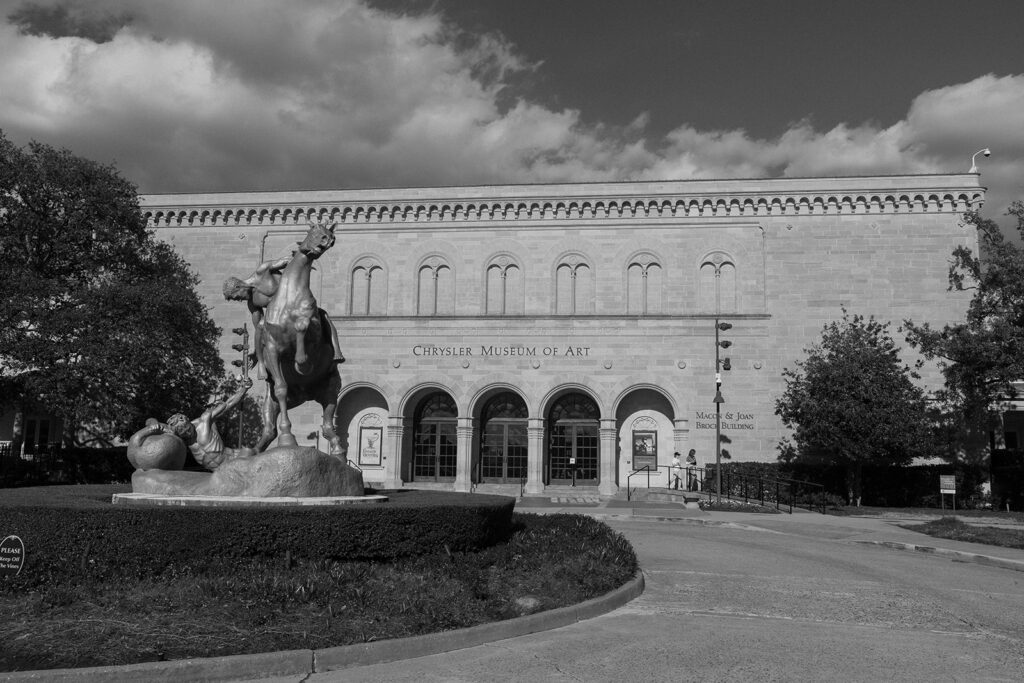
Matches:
[[141, 176, 986, 229]]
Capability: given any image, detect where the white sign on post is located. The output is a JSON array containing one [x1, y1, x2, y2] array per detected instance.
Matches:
[[939, 475, 956, 494]]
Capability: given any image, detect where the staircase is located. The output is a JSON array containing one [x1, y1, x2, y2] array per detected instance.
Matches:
[[622, 487, 704, 509]]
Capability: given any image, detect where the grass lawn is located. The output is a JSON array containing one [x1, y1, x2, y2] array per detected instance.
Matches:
[[901, 516, 1024, 551], [0, 485, 637, 672], [832, 505, 1024, 524]]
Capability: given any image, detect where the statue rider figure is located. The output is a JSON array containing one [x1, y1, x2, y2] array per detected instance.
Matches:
[[223, 255, 344, 379]]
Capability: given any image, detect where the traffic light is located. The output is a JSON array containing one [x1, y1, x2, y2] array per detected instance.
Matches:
[[713, 318, 734, 502], [230, 325, 249, 374], [715, 320, 733, 375]]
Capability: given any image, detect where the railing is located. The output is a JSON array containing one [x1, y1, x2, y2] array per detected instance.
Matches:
[[702, 465, 827, 513], [1, 442, 63, 487], [665, 465, 702, 492], [626, 465, 653, 501]]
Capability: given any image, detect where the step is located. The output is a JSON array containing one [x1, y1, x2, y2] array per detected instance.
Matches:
[[630, 488, 703, 505]]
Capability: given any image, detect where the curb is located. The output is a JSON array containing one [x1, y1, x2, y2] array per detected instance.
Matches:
[[0, 649, 313, 683], [0, 573, 644, 682], [853, 540, 1024, 573]]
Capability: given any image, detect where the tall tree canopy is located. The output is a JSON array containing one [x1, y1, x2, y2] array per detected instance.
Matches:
[[903, 203, 1024, 459], [0, 132, 224, 446], [775, 311, 933, 503]]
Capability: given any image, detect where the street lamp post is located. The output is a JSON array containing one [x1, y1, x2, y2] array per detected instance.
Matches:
[[969, 148, 991, 174]]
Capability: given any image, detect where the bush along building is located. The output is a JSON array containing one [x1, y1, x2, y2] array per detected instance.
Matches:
[[135, 174, 984, 495]]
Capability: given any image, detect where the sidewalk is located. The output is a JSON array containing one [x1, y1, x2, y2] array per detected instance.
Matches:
[[515, 496, 1024, 572]]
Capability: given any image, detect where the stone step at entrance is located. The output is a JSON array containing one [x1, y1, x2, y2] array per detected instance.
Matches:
[[626, 487, 704, 508]]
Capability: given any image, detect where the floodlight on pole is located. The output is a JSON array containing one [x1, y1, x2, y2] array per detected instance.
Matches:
[[969, 148, 991, 174]]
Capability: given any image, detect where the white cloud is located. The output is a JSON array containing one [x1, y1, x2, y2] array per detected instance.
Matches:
[[0, 0, 1020, 224]]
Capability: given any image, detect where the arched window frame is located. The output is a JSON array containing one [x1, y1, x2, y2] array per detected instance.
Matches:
[[484, 253, 524, 315], [350, 255, 387, 316], [698, 251, 737, 314], [626, 251, 663, 315], [553, 252, 593, 315], [416, 254, 454, 316]]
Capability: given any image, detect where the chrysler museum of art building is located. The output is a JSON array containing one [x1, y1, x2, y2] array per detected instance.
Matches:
[[139, 174, 984, 495]]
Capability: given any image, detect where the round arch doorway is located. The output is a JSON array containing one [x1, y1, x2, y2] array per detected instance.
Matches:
[[411, 392, 457, 482], [478, 392, 528, 484], [547, 392, 600, 485]]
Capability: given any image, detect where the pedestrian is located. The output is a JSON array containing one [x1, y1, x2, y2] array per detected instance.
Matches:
[[686, 448, 698, 491], [671, 451, 682, 489]]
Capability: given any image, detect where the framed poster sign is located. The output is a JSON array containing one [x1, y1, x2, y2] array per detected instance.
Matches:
[[359, 426, 383, 466], [632, 430, 657, 470]]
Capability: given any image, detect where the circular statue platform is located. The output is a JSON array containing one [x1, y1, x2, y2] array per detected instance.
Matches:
[[112, 492, 388, 508]]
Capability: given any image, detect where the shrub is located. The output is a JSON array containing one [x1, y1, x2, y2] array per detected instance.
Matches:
[[0, 495, 515, 590], [0, 512, 638, 671]]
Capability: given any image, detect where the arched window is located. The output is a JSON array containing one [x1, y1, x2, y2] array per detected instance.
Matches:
[[699, 253, 736, 313], [555, 254, 594, 314], [417, 256, 454, 315], [485, 255, 523, 315], [351, 257, 387, 315], [479, 392, 528, 483], [627, 254, 663, 314], [547, 392, 600, 484], [412, 393, 457, 482]]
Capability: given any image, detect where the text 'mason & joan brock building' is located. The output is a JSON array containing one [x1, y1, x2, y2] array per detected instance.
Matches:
[[139, 173, 985, 495]]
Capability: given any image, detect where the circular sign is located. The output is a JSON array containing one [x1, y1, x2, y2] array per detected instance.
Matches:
[[0, 535, 25, 577]]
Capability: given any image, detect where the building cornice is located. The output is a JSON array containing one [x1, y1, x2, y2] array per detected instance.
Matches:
[[140, 174, 986, 229]]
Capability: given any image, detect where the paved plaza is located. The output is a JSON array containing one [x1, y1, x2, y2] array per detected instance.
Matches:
[[294, 505, 1024, 683]]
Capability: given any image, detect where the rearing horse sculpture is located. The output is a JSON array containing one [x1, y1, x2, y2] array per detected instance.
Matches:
[[250, 220, 343, 455]]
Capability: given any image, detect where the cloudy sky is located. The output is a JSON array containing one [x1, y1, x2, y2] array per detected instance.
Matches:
[[1, 0, 1022, 225]]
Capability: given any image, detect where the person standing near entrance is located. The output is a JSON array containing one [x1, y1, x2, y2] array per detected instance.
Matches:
[[671, 451, 682, 489], [686, 449, 698, 491]]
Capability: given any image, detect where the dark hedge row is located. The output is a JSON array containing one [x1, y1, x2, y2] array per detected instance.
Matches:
[[1, 496, 515, 590], [0, 447, 134, 487], [705, 461, 988, 508]]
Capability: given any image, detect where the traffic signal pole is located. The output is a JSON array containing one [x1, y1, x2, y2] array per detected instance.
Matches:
[[230, 324, 250, 450], [714, 319, 731, 504]]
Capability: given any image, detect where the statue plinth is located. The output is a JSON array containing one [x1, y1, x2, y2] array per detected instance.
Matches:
[[132, 445, 364, 498]]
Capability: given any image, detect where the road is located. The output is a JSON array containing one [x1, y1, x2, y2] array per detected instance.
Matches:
[[297, 513, 1024, 682]]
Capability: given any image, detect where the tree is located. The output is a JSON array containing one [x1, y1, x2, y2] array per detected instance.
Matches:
[[903, 203, 1024, 461], [775, 311, 933, 504], [0, 131, 225, 446]]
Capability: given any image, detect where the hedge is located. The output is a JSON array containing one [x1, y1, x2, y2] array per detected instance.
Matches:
[[0, 495, 515, 590], [703, 460, 988, 507], [0, 447, 134, 487]]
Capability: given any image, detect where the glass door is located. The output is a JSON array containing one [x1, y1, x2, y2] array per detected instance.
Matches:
[[481, 421, 528, 483]]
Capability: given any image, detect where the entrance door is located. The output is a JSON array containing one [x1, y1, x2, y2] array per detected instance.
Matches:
[[481, 422, 528, 483], [412, 393, 457, 482], [479, 392, 528, 484], [547, 393, 600, 485]]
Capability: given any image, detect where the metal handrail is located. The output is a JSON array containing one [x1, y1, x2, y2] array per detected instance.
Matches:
[[705, 465, 827, 513], [665, 465, 702, 492], [626, 465, 653, 501]]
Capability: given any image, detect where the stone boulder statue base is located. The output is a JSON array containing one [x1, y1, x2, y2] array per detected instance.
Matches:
[[127, 432, 187, 471], [132, 445, 364, 498]]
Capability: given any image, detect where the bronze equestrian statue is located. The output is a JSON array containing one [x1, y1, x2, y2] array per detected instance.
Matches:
[[223, 221, 344, 456]]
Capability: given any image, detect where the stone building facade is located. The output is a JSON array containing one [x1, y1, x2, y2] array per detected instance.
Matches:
[[137, 174, 984, 495]]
